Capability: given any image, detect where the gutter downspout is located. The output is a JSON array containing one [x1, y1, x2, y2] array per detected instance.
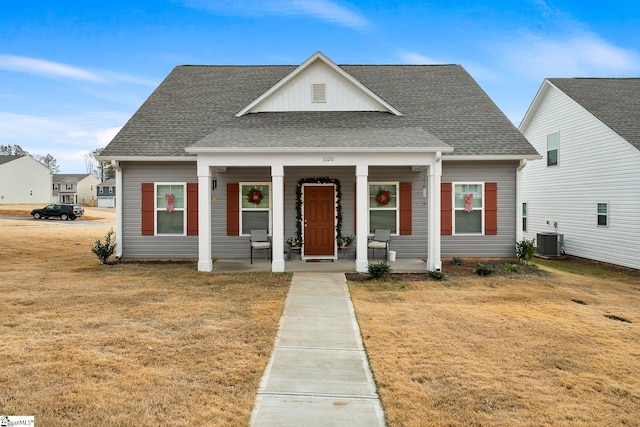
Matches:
[[515, 159, 527, 243], [112, 160, 123, 259]]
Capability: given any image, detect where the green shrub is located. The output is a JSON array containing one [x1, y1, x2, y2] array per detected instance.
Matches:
[[451, 257, 464, 266], [516, 238, 536, 262], [502, 263, 520, 272], [429, 270, 446, 280], [368, 261, 392, 280], [475, 263, 496, 276], [92, 228, 116, 265]]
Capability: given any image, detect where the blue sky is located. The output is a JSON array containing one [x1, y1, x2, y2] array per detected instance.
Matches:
[[2, 0, 639, 173]]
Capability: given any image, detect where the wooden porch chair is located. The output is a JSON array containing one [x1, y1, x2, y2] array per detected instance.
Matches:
[[368, 229, 391, 260], [250, 229, 271, 264]]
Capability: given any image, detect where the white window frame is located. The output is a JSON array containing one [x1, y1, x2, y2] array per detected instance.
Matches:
[[98, 187, 103, 194], [155, 182, 186, 236], [368, 182, 399, 236], [522, 202, 528, 232], [597, 202, 609, 227], [240, 182, 272, 236], [547, 132, 559, 167], [452, 182, 485, 235], [65, 183, 73, 191], [109, 186, 113, 194]]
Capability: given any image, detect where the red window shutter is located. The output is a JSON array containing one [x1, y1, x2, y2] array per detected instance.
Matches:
[[227, 183, 240, 236], [186, 183, 198, 236], [485, 182, 497, 235], [141, 183, 155, 236], [399, 182, 412, 235], [440, 183, 452, 236]]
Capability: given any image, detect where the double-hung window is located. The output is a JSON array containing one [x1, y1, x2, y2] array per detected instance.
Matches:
[[522, 202, 528, 232], [369, 183, 398, 234], [454, 183, 483, 234], [156, 183, 185, 234], [547, 132, 559, 166], [241, 183, 271, 235], [597, 202, 609, 227]]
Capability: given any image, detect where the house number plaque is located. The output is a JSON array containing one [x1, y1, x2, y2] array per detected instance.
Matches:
[[322, 156, 334, 162]]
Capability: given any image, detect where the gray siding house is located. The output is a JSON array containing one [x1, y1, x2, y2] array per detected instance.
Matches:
[[99, 52, 539, 272]]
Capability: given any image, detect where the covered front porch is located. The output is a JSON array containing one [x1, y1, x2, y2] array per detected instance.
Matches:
[[190, 148, 447, 274], [211, 257, 428, 273]]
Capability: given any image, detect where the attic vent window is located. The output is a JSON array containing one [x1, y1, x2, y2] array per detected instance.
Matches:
[[312, 83, 326, 103]]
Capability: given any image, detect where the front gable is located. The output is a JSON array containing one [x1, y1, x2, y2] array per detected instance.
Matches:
[[236, 51, 401, 116]]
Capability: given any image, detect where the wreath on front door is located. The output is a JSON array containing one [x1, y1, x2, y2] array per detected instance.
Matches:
[[376, 188, 391, 206], [247, 188, 264, 205]]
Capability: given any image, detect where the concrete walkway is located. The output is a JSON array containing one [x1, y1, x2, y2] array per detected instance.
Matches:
[[250, 272, 386, 426]]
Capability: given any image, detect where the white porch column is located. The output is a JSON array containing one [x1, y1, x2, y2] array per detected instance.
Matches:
[[427, 153, 443, 271], [197, 164, 213, 272], [355, 164, 369, 273], [271, 165, 285, 272]]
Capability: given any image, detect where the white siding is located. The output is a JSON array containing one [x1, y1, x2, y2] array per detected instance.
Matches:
[[0, 156, 51, 204], [254, 61, 387, 112], [521, 84, 640, 270]]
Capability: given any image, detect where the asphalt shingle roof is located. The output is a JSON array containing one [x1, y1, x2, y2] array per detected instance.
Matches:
[[0, 155, 25, 165], [101, 63, 537, 158], [548, 78, 640, 151]]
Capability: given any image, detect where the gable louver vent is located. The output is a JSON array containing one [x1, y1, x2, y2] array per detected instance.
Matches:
[[312, 83, 326, 103]]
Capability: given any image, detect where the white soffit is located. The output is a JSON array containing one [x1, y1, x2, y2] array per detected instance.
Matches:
[[235, 51, 402, 116]]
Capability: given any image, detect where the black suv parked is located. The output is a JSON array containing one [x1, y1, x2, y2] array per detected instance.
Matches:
[[31, 204, 84, 221]]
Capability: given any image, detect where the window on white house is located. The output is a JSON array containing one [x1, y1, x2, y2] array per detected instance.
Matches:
[[454, 183, 483, 234], [597, 203, 609, 227], [241, 183, 271, 235], [98, 187, 103, 194], [53, 184, 58, 191], [109, 187, 113, 194], [66, 184, 73, 190], [156, 183, 185, 235], [547, 132, 559, 166], [522, 202, 528, 232], [369, 183, 398, 234]]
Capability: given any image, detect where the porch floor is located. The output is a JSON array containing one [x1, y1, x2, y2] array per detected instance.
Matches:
[[212, 258, 427, 273]]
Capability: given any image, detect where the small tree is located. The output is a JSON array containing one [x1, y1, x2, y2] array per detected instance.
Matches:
[[92, 228, 116, 264], [516, 238, 536, 263]]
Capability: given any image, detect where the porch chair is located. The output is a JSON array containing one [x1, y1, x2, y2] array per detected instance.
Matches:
[[250, 229, 272, 264], [368, 229, 391, 260]]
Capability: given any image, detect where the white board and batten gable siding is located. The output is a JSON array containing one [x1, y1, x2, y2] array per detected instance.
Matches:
[[251, 60, 388, 113], [520, 82, 640, 270], [237, 51, 400, 116]]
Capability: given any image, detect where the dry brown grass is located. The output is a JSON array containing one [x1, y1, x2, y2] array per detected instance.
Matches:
[[0, 217, 290, 426], [350, 260, 640, 426]]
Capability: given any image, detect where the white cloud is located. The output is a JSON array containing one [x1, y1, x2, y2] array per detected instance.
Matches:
[[0, 54, 157, 86], [0, 55, 105, 82], [397, 51, 443, 65], [493, 31, 640, 79], [184, 0, 370, 30], [0, 111, 124, 172]]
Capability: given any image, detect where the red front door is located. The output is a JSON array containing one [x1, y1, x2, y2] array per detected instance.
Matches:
[[303, 185, 335, 256]]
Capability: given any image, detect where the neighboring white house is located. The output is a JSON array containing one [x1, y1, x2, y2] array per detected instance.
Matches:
[[520, 78, 640, 270], [0, 155, 52, 204], [53, 174, 100, 205]]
